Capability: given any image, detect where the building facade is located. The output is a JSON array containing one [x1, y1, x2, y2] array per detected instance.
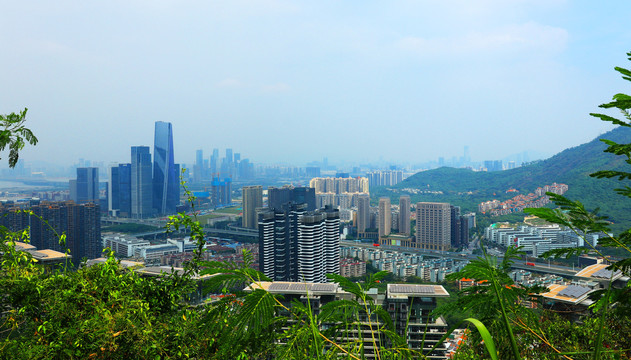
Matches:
[[131, 146, 153, 218], [242, 185, 263, 229], [153, 121, 179, 215], [258, 204, 340, 283], [72, 167, 99, 203], [415, 202, 451, 251], [399, 195, 411, 235], [378, 197, 391, 239]]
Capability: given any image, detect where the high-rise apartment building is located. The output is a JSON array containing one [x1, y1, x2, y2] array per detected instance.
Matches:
[[378, 197, 391, 238], [399, 195, 411, 235], [416, 202, 451, 251], [131, 146, 153, 219], [242, 185, 263, 229], [0, 201, 101, 264], [210, 177, 232, 207], [258, 204, 340, 283], [450, 205, 469, 249], [153, 121, 179, 215], [357, 194, 371, 234], [72, 167, 99, 203]]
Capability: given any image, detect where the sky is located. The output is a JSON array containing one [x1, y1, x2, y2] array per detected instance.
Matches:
[[1, 1, 630, 168]]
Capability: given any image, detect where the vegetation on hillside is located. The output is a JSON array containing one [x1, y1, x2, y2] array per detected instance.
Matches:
[[374, 126, 631, 232]]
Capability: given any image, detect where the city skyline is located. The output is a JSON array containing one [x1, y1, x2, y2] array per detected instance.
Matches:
[[1, 2, 629, 167]]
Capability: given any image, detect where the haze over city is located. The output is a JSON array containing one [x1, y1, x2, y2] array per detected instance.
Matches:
[[1, 1, 630, 167]]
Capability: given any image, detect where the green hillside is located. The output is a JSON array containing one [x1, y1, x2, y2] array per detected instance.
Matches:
[[374, 126, 631, 231]]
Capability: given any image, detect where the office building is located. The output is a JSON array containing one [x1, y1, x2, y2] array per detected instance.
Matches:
[[268, 185, 316, 211], [242, 185, 263, 229], [131, 146, 153, 219], [416, 202, 451, 251], [378, 197, 391, 238], [109, 164, 132, 217], [71, 167, 99, 203], [153, 121, 179, 215], [357, 194, 371, 234], [258, 204, 340, 283], [399, 195, 411, 235]]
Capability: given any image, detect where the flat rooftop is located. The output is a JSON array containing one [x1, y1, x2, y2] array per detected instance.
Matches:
[[541, 284, 593, 305], [575, 264, 622, 281], [249, 281, 341, 295], [387, 284, 450, 298]]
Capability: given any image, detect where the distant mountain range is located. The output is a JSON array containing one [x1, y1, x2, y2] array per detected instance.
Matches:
[[377, 126, 631, 232]]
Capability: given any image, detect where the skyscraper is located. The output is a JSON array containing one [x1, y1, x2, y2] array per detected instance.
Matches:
[[72, 167, 99, 203], [109, 164, 132, 217], [399, 195, 411, 235], [258, 204, 340, 283], [378, 197, 391, 238], [194, 149, 204, 183], [153, 121, 179, 215], [416, 202, 451, 251], [357, 194, 370, 234], [242, 185, 263, 229], [131, 146, 152, 219]]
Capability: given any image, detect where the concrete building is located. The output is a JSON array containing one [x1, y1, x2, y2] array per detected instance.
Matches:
[[247, 281, 450, 359], [399, 195, 411, 235], [242, 185, 263, 229], [378, 197, 391, 239], [416, 202, 451, 251], [357, 194, 371, 234]]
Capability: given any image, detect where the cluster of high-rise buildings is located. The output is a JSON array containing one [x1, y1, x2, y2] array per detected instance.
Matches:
[[192, 148, 254, 183], [357, 198, 473, 251], [107, 121, 180, 218], [366, 170, 404, 188], [309, 176, 369, 210]]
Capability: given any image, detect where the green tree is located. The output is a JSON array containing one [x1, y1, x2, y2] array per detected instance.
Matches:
[[0, 108, 38, 168]]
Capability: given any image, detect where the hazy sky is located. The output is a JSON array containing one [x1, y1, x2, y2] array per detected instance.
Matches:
[[1, 1, 630, 167]]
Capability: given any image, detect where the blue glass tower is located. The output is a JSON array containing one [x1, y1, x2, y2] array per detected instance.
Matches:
[[131, 146, 153, 219], [153, 121, 179, 215]]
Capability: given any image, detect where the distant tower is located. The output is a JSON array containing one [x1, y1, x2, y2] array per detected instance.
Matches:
[[194, 149, 204, 183], [131, 146, 153, 219], [378, 197, 391, 238], [153, 121, 179, 215], [242, 185, 263, 229], [73, 167, 99, 203], [416, 202, 451, 251], [399, 195, 411, 235]]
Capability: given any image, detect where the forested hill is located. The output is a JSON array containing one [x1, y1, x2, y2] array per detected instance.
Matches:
[[382, 126, 631, 230]]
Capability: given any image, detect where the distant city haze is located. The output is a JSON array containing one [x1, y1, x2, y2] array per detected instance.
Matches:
[[1, 2, 629, 168]]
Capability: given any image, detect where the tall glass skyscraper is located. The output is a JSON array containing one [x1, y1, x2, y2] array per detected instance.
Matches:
[[153, 121, 179, 215], [131, 146, 153, 219]]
